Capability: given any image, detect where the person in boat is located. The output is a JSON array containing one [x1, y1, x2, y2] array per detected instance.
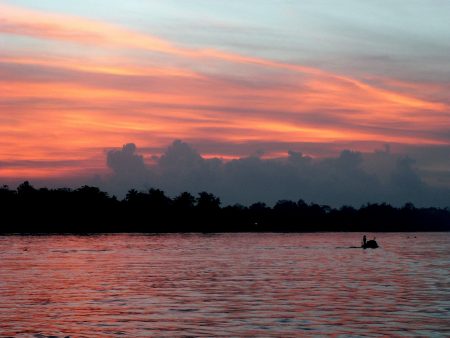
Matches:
[[362, 236, 379, 249]]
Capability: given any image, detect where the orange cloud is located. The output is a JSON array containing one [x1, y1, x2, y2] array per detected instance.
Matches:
[[1, 3, 449, 180], [0, 3, 180, 54]]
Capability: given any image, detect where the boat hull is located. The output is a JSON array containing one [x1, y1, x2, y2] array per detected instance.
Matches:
[[362, 240, 379, 249]]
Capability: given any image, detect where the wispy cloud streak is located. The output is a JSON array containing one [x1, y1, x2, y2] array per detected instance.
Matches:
[[0, 3, 449, 180]]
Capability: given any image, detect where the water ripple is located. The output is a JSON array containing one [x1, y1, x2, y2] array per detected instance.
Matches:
[[0, 233, 449, 337]]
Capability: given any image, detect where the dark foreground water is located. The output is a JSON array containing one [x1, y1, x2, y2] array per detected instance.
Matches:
[[0, 233, 449, 337]]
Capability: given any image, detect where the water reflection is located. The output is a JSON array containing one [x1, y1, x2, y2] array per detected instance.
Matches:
[[0, 233, 449, 336]]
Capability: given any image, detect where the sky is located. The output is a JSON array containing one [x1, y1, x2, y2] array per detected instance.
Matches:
[[1, 0, 450, 206]]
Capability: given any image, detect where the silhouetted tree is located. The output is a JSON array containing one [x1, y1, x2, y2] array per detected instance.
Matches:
[[197, 192, 221, 211], [125, 189, 139, 202], [174, 192, 196, 210], [0, 181, 449, 233], [147, 188, 172, 210], [17, 181, 36, 197], [195, 192, 221, 230]]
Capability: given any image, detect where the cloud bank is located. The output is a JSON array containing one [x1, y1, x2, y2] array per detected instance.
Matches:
[[1, 2, 449, 183], [102, 140, 450, 208]]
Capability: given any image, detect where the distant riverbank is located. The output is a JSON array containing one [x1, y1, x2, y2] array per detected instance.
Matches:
[[1, 182, 449, 233]]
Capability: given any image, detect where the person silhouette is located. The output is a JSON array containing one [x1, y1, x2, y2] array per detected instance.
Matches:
[[363, 235, 367, 246]]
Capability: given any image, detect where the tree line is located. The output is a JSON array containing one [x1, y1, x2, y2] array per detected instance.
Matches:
[[0, 181, 449, 233]]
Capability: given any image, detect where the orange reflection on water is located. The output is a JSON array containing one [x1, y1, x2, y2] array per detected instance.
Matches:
[[0, 234, 449, 336]]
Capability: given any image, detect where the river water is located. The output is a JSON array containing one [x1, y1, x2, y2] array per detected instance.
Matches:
[[0, 233, 449, 337]]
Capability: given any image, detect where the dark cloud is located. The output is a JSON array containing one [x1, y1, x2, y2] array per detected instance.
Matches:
[[105, 143, 152, 192], [103, 140, 450, 207]]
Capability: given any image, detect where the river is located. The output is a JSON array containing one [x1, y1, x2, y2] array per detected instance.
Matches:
[[1, 233, 449, 337]]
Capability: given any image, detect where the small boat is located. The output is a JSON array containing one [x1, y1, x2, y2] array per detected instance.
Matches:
[[362, 239, 378, 249]]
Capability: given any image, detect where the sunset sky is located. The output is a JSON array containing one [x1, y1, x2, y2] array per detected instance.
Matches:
[[1, 1, 450, 205]]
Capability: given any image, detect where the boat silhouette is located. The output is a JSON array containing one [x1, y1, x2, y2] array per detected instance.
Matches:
[[362, 239, 379, 249]]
